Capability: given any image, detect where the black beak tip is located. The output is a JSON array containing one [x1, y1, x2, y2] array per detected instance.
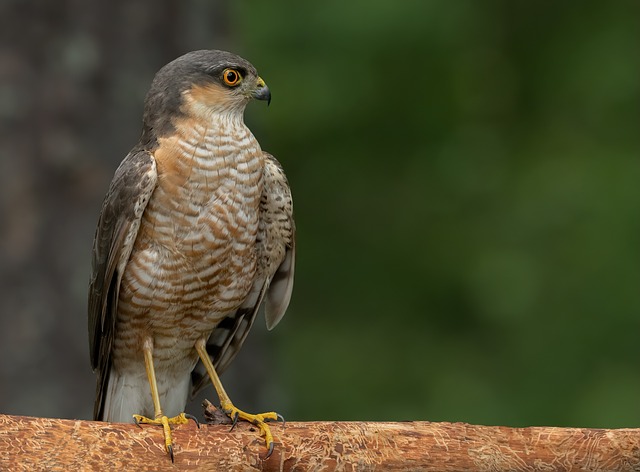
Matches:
[[260, 88, 272, 106], [253, 83, 272, 106]]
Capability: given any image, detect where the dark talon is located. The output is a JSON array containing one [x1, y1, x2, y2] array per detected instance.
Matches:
[[264, 441, 275, 460], [185, 413, 200, 429], [134, 417, 142, 429], [229, 411, 240, 432], [277, 413, 285, 428], [168, 444, 174, 463]]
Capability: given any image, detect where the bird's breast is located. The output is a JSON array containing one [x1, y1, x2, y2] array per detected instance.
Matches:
[[116, 119, 264, 359]]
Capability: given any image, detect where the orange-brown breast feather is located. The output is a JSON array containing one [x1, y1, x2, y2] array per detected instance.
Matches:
[[191, 152, 295, 395], [111, 112, 266, 385]]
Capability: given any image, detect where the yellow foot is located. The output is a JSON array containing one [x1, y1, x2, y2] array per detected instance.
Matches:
[[133, 413, 199, 462], [220, 401, 284, 459]]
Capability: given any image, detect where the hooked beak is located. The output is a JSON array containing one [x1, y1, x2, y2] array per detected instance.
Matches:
[[253, 77, 271, 105]]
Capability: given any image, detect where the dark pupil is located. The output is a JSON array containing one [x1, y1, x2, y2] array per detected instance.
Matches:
[[226, 71, 237, 83]]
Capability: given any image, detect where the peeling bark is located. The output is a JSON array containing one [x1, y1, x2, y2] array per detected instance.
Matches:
[[0, 414, 638, 471]]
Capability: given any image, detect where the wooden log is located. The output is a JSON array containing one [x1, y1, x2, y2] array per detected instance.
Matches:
[[0, 413, 639, 471]]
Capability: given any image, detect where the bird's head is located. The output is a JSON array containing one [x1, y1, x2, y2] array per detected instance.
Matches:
[[141, 50, 270, 144]]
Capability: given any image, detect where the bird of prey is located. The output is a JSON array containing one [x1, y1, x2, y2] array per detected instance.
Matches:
[[88, 50, 295, 461]]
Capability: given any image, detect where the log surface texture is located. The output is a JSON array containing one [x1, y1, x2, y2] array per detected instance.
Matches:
[[1, 414, 639, 471]]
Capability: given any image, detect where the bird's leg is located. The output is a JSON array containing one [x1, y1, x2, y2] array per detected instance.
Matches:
[[132, 337, 192, 462], [194, 337, 283, 459]]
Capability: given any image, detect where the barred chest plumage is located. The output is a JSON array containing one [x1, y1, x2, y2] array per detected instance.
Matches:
[[113, 115, 264, 369]]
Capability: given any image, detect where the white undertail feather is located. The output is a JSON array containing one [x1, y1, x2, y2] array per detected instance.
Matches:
[[102, 367, 191, 422]]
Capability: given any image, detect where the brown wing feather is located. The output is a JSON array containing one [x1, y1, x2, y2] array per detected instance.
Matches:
[[190, 153, 295, 398], [265, 240, 295, 330], [88, 147, 157, 420], [262, 153, 296, 331]]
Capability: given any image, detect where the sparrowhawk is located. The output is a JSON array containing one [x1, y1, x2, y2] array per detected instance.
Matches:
[[88, 50, 295, 461]]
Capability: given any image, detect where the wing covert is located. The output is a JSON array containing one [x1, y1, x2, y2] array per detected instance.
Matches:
[[262, 154, 295, 330]]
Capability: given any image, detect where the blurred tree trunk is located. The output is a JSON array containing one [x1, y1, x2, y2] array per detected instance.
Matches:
[[0, 0, 251, 421]]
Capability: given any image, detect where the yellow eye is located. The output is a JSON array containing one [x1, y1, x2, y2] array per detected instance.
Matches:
[[222, 68, 242, 86]]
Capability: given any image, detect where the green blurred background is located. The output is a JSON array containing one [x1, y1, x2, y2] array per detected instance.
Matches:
[[1, 0, 639, 428]]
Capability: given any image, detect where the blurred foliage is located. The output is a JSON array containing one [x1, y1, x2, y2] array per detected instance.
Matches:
[[1, 0, 639, 428], [232, 0, 640, 426]]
